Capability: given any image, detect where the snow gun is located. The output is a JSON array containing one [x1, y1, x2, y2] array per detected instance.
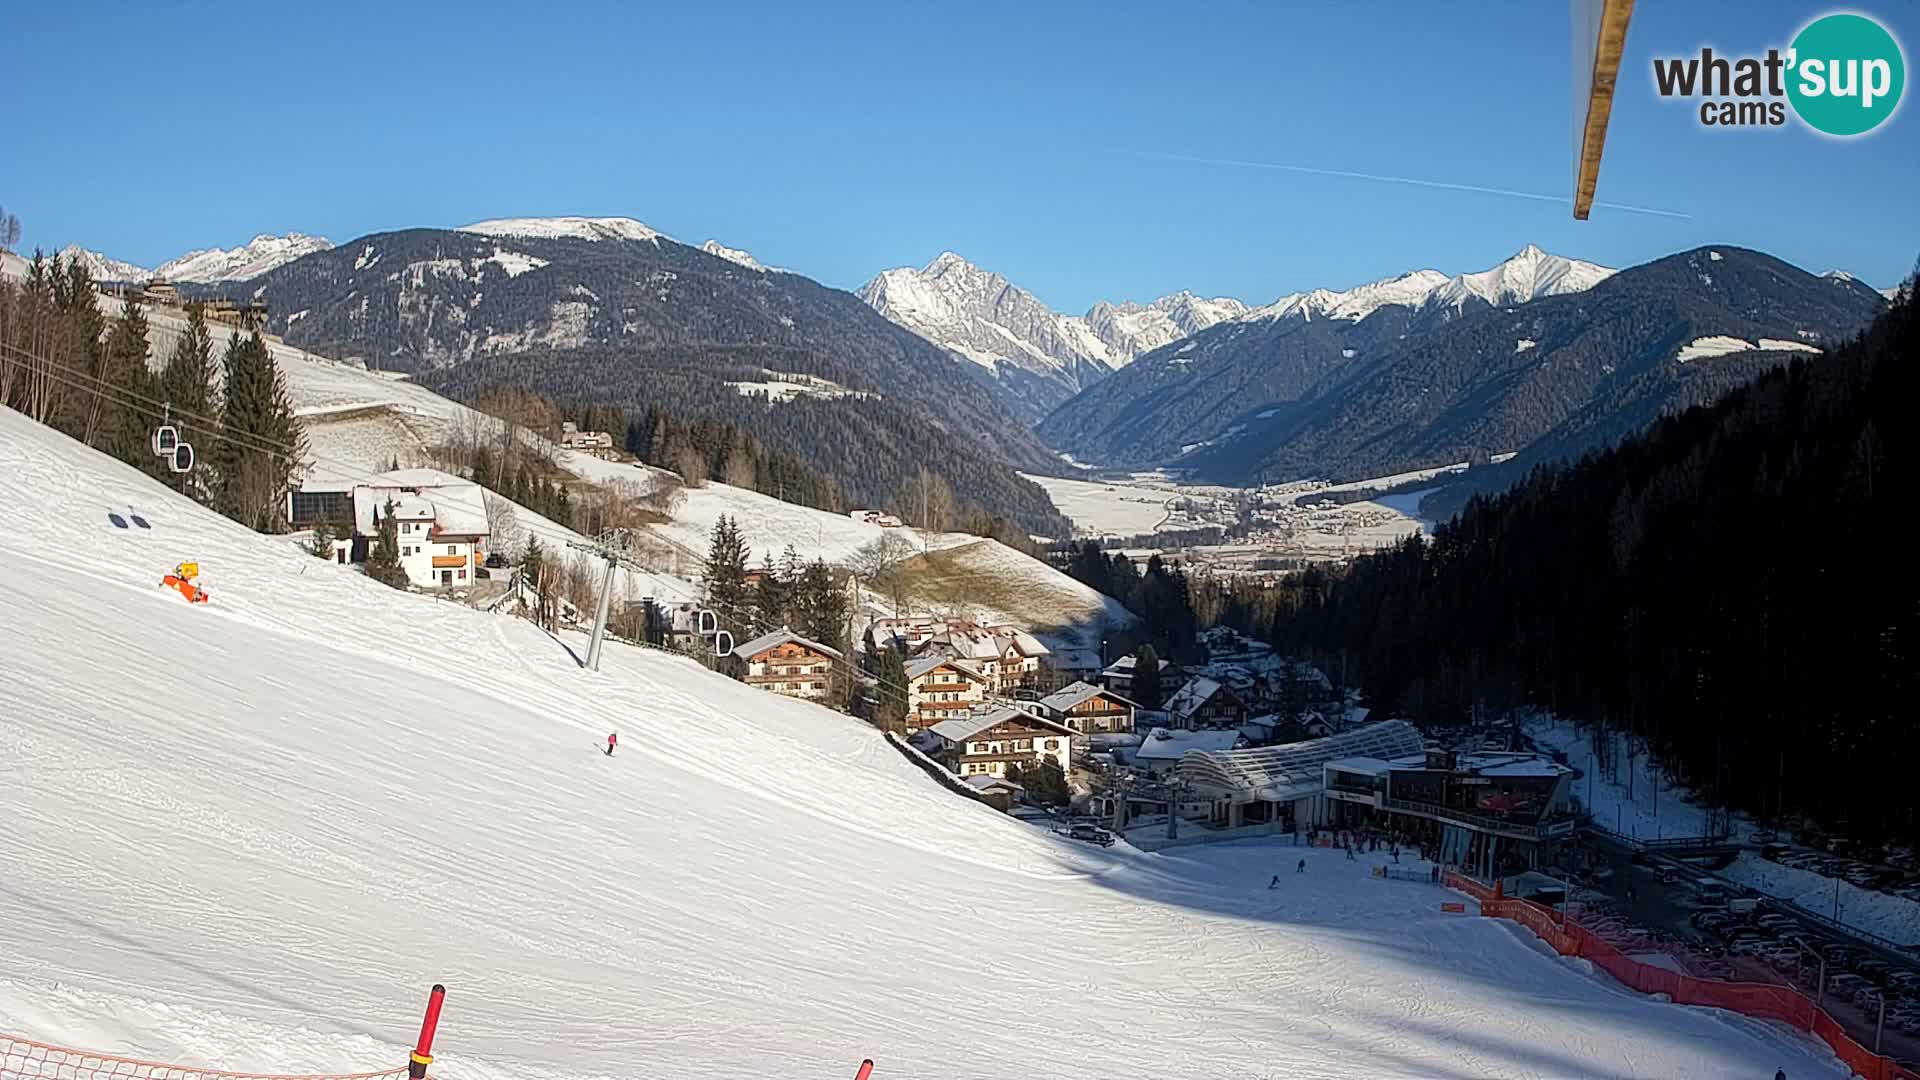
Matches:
[[161, 561, 210, 604]]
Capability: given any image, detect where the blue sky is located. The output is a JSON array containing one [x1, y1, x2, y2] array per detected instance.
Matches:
[[3, 1, 1914, 310]]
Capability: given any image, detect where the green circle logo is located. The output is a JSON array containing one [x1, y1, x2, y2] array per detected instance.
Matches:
[[1788, 13, 1906, 136]]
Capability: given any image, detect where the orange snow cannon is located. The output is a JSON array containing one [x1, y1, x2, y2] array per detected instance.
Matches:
[[161, 562, 210, 604]]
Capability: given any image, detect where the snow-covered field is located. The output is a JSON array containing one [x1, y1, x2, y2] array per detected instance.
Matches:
[[0, 407, 1852, 1079], [1018, 473, 1174, 537]]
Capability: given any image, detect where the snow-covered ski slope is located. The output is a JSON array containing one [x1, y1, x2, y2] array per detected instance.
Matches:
[[0, 409, 1848, 1080]]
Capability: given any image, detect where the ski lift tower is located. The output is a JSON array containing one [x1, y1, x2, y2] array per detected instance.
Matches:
[[568, 528, 730, 672]]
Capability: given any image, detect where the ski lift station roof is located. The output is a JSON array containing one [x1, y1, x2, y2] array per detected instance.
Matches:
[[1177, 719, 1425, 803]]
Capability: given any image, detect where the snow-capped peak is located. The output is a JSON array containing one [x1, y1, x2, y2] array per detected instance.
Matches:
[[858, 252, 1247, 391], [1247, 269, 1451, 323], [54, 245, 151, 283], [459, 217, 667, 245], [1427, 245, 1614, 310], [700, 239, 779, 273], [155, 233, 333, 283], [1821, 269, 1857, 283], [1242, 247, 1613, 325]]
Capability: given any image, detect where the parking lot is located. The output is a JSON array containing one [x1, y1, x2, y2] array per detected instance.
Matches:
[[1568, 834, 1920, 1066]]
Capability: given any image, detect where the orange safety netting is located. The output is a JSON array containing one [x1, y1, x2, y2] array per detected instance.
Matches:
[[1441, 872, 1920, 1080], [1, 1036, 408, 1080]]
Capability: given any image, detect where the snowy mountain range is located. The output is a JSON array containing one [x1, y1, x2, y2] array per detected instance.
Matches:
[[51, 234, 333, 284], [857, 252, 1246, 420], [55, 245, 150, 283], [700, 239, 780, 273], [458, 216, 665, 244], [158, 234, 334, 282], [858, 246, 1615, 422], [1243, 245, 1615, 324]]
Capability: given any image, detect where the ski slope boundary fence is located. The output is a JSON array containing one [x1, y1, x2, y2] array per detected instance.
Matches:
[[0, 1037, 409, 1080], [2, 985, 447, 1080], [1443, 872, 1920, 1080]]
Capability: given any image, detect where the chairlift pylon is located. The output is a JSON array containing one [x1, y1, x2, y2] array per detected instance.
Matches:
[[169, 442, 195, 474]]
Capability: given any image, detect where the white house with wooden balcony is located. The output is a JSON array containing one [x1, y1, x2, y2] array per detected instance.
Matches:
[[904, 656, 990, 730], [344, 469, 493, 590], [1036, 681, 1139, 736], [927, 705, 1074, 780]]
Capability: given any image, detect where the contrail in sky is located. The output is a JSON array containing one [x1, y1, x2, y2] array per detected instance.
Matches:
[[1137, 150, 1692, 219]]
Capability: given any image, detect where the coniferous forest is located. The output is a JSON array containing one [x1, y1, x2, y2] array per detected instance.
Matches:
[[1261, 280, 1917, 838]]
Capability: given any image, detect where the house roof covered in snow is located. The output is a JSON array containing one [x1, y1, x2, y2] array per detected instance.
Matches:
[[1165, 677, 1228, 721], [963, 774, 1022, 793], [1133, 726, 1244, 761], [929, 705, 1073, 744], [1038, 681, 1138, 714], [904, 656, 987, 682], [1101, 654, 1171, 677], [1175, 720, 1427, 802], [732, 628, 845, 662]]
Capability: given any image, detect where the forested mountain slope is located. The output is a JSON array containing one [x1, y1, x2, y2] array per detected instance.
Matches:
[[233, 224, 1070, 533], [1269, 280, 1916, 835]]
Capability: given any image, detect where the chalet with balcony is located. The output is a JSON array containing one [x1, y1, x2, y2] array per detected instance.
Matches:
[[733, 628, 844, 701], [928, 705, 1074, 781], [904, 656, 990, 730], [1036, 681, 1138, 736]]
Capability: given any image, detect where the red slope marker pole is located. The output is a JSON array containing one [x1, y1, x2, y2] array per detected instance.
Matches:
[[410, 984, 446, 1078], [854, 1060, 874, 1080]]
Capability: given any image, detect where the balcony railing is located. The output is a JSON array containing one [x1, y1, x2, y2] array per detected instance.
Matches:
[[1382, 797, 1566, 841]]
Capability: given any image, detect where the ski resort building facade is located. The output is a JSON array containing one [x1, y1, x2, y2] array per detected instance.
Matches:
[[1173, 721, 1578, 872]]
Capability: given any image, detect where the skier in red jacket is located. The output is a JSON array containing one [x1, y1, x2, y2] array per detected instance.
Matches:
[[606, 732, 618, 756]]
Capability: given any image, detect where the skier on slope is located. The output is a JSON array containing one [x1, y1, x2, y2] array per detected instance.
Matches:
[[606, 732, 618, 756], [1296, 858, 1307, 873], [1269, 874, 1280, 889]]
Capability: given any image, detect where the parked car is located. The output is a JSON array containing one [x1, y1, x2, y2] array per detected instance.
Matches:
[[1829, 972, 1871, 996], [1067, 824, 1114, 847], [1750, 830, 1780, 844], [1886, 971, 1920, 992], [1756, 914, 1796, 931], [1857, 959, 1892, 982], [1856, 986, 1886, 1010]]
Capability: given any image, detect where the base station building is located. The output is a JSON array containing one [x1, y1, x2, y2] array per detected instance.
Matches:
[[1174, 719, 1577, 877]]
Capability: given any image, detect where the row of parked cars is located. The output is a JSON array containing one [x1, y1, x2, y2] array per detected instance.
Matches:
[[1690, 907, 1920, 1032], [1760, 835, 1920, 902]]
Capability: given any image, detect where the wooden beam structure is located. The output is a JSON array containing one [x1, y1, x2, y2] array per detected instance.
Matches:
[[1572, 0, 1636, 220]]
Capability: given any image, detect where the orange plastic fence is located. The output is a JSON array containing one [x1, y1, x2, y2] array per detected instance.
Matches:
[[1441, 874, 1920, 1080], [1, 1035, 408, 1080]]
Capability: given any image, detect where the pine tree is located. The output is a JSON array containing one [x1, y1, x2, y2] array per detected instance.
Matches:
[[159, 302, 216, 501], [53, 257, 108, 444], [101, 294, 158, 474], [751, 552, 788, 628], [309, 519, 337, 559], [704, 515, 751, 629], [212, 330, 304, 532], [874, 645, 910, 731], [796, 559, 848, 652], [365, 500, 408, 588], [1133, 644, 1163, 709]]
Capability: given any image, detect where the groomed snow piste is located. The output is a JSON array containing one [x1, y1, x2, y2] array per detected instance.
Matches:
[[0, 408, 1849, 1079]]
